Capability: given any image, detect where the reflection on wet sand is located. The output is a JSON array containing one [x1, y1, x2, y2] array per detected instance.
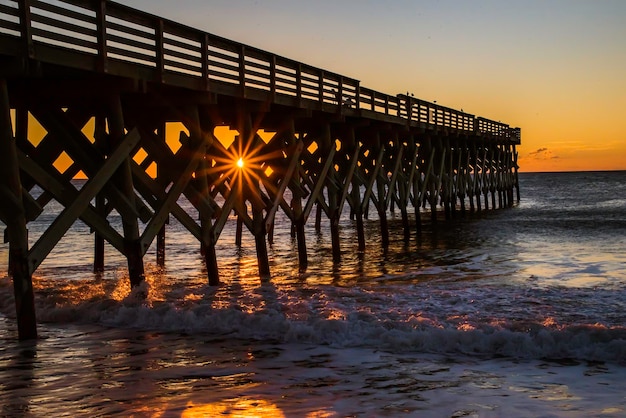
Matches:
[[2, 319, 624, 417]]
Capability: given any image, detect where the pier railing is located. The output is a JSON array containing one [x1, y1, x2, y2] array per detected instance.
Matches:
[[0, 0, 519, 142]]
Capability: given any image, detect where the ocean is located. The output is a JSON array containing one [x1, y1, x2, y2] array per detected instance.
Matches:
[[1, 171, 625, 417]]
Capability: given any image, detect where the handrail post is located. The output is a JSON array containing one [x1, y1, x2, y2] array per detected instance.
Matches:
[[155, 18, 165, 83], [95, 0, 108, 73], [355, 81, 360, 109], [239, 45, 246, 97], [18, 0, 34, 59], [296, 63, 302, 104], [337, 76, 343, 112], [201, 34, 209, 90], [270, 55, 276, 101], [318, 70, 324, 104]]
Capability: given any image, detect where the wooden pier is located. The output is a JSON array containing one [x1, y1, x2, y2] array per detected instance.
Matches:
[[0, 0, 520, 340]]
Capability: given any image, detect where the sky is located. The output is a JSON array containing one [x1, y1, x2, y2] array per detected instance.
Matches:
[[121, 0, 626, 172]]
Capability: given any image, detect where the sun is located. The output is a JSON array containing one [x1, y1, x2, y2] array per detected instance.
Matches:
[[236, 157, 245, 168]]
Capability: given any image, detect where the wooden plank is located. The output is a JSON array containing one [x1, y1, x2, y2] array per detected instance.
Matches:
[[164, 58, 201, 74], [163, 45, 201, 63], [103, 1, 159, 30], [164, 35, 202, 53], [105, 20, 155, 42], [31, 27, 97, 51], [107, 45, 155, 66], [207, 58, 239, 73], [30, 11, 97, 38], [106, 32, 155, 52], [162, 24, 204, 46], [0, 4, 19, 19], [30, 0, 96, 25]]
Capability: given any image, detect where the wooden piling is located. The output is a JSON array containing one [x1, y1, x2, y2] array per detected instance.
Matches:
[[155, 123, 167, 267], [107, 94, 145, 288], [190, 107, 220, 285], [94, 194, 105, 273], [92, 116, 107, 273], [235, 215, 244, 246], [405, 140, 420, 236], [290, 155, 308, 269], [315, 203, 322, 233], [252, 189, 271, 278], [0, 79, 37, 340]]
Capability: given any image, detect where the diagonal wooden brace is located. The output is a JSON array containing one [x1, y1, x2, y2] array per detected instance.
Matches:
[[302, 144, 336, 222], [264, 140, 303, 231], [139, 137, 206, 254], [27, 128, 141, 274], [337, 143, 361, 217], [17, 149, 124, 253]]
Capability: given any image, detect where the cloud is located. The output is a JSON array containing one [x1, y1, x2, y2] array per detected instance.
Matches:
[[527, 148, 559, 160]]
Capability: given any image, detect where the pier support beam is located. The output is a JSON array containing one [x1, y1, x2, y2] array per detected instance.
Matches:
[[238, 109, 271, 278], [292, 196, 308, 270], [329, 194, 341, 263], [442, 137, 453, 220], [94, 194, 106, 273], [513, 145, 520, 202], [288, 125, 308, 271], [253, 202, 270, 278], [350, 145, 366, 251], [155, 123, 167, 268], [0, 79, 37, 340], [93, 116, 107, 273], [398, 138, 417, 242], [193, 110, 219, 285], [108, 94, 145, 287], [361, 135, 388, 247]]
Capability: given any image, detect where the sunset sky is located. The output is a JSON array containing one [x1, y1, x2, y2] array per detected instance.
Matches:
[[122, 0, 626, 172]]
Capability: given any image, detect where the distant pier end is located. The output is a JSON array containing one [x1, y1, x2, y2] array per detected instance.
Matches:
[[0, 0, 520, 340]]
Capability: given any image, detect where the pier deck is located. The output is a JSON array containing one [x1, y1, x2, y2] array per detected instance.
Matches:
[[0, 0, 520, 339]]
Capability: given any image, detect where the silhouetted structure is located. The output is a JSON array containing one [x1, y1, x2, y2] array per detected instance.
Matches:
[[0, 0, 520, 340]]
